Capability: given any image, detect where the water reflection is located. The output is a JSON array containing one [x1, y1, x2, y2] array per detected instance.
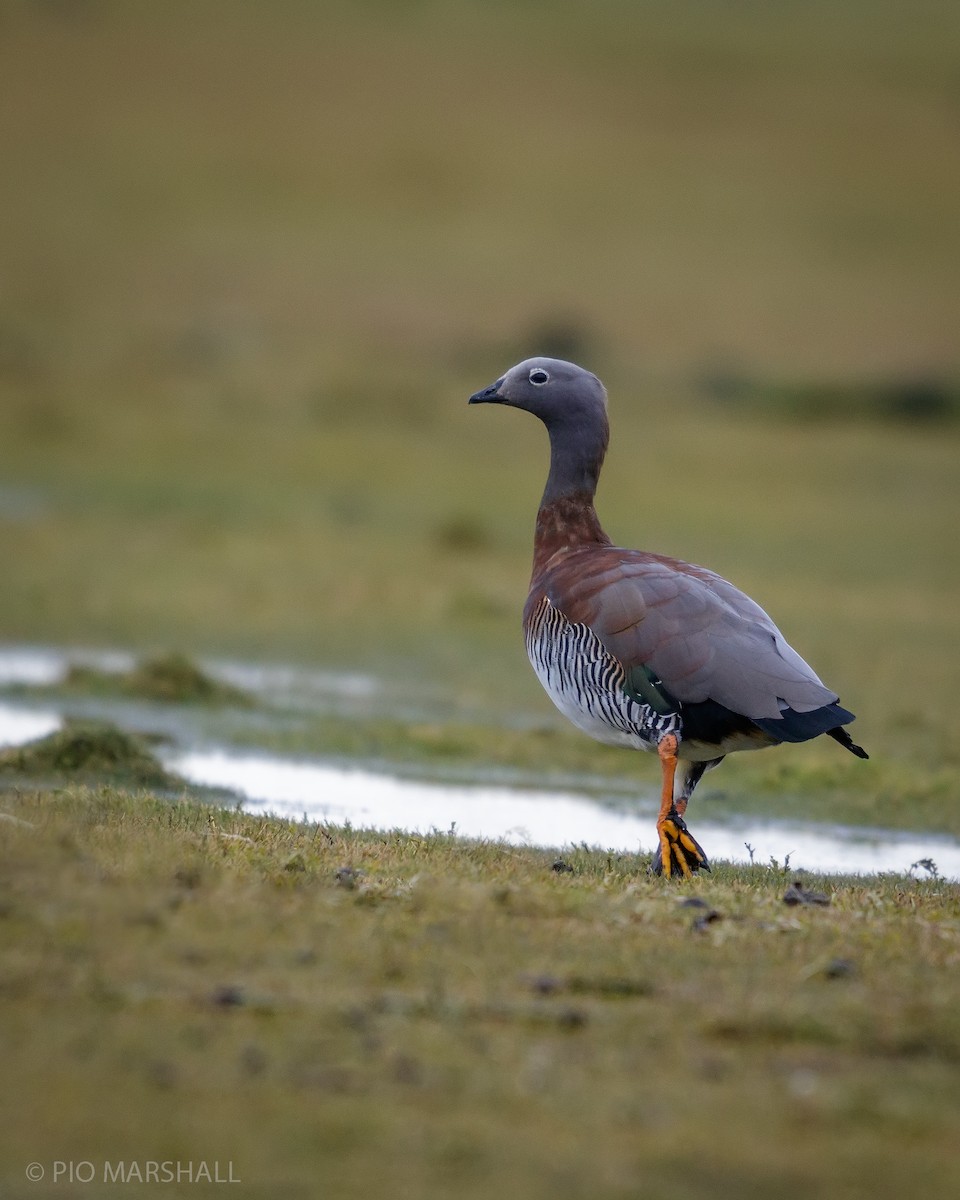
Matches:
[[169, 748, 960, 881], [0, 644, 443, 721], [0, 648, 69, 687], [1, 655, 956, 881], [0, 702, 61, 746]]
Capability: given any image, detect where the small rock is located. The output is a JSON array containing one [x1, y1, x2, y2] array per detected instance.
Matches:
[[551, 859, 574, 874], [678, 896, 710, 909], [212, 984, 245, 1008], [335, 866, 361, 889], [783, 880, 830, 907], [527, 974, 563, 996], [691, 909, 722, 932], [557, 1007, 588, 1030]]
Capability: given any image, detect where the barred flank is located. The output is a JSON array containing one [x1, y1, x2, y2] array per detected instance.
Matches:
[[525, 597, 680, 748]]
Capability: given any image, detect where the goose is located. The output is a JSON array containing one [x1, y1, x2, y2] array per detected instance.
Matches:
[[469, 357, 867, 877]]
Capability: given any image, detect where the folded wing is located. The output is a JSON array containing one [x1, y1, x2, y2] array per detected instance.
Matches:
[[535, 548, 839, 722]]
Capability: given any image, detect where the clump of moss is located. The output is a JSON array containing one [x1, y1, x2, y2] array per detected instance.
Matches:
[[0, 721, 181, 788], [63, 652, 252, 707], [122, 652, 252, 706]]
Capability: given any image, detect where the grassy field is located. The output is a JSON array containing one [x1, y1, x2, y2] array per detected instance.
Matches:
[[1, 784, 959, 1200], [1, 3, 958, 820], [1, 4, 959, 1194]]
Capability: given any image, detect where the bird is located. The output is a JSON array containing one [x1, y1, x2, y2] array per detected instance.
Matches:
[[469, 357, 867, 878]]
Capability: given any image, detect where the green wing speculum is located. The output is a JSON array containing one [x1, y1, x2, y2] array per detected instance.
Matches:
[[622, 663, 677, 716]]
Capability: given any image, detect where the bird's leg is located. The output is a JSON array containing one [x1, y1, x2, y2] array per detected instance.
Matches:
[[675, 756, 724, 818], [650, 735, 710, 878]]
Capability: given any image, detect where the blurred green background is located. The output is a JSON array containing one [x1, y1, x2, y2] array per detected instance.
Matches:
[[2, 7, 960, 1197], [1, 0, 958, 779]]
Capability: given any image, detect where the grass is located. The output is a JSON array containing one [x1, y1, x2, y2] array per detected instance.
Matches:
[[61, 652, 254, 708], [0, 2, 957, 766], [1, 783, 959, 1199], [9, 643, 960, 835], [0, 722, 181, 791], [2, 377, 958, 834], [0, 6, 959, 1191]]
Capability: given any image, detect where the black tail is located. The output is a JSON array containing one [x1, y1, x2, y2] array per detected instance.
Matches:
[[753, 701, 868, 758], [827, 725, 869, 760]]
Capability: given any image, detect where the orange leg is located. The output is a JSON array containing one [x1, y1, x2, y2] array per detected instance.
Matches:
[[656, 735, 685, 878], [657, 734, 679, 822], [653, 735, 709, 879]]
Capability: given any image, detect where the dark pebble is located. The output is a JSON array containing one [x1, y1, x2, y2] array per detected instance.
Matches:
[[557, 1007, 588, 1030], [528, 974, 563, 996], [212, 984, 245, 1008], [823, 957, 856, 979], [783, 881, 831, 906]]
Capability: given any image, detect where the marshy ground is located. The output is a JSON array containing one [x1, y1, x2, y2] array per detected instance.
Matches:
[[1, 2, 959, 1196], [2, 783, 960, 1200]]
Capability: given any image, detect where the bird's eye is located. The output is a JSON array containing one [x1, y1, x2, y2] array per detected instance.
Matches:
[[529, 369, 549, 386]]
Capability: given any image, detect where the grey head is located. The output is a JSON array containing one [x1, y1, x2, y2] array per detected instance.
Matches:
[[469, 357, 610, 504], [468, 357, 607, 425]]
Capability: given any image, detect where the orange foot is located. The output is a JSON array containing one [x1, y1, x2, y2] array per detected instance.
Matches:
[[651, 807, 710, 879]]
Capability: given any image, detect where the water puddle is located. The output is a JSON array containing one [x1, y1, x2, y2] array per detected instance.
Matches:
[[1, 654, 956, 881], [0, 702, 61, 746], [0, 644, 452, 723], [0, 648, 75, 687], [168, 747, 960, 881]]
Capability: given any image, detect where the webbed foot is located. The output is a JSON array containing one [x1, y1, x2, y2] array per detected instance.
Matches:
[[651, 808, 710, 879]]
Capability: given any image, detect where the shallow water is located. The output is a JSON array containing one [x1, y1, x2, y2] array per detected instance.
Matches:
[[168, 747, 959, 879], [0, 702, 61, 746], [0, 644, 451, 723], [1, 649, 956, 881], [0, 647, 73, 687]]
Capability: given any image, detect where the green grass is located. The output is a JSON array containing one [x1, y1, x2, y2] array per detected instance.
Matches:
[[0, 721, 180, 791], [1, 785, 959, 1200], [1, 8, 959, 1190], [10, 650, 959, 835], [1, 0, 958, 840], [60, 652, 254, 708]]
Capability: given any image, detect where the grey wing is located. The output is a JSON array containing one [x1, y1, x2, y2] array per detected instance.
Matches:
[[551, 552, 838, 721]]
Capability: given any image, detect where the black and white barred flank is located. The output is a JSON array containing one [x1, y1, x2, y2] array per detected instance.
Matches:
[[524, 597, 681, 751]]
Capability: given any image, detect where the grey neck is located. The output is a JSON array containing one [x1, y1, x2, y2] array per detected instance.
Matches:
[[540, 412, 609, 508]]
